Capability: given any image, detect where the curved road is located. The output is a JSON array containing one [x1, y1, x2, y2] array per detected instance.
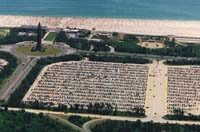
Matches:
[[83, 119, 107, 132], [48, 114, 84, 132]]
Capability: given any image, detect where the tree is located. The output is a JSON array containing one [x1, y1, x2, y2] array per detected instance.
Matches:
[[173, 108, 184, 116]]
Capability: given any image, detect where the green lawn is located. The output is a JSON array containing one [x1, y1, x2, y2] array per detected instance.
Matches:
[[16, 44, 60, 56], [44, 32, 57, 41]]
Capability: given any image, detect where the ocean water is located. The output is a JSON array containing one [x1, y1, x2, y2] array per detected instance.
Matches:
[[1, 0, 200, 20]]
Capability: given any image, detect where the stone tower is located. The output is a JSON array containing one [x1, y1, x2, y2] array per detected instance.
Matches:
[[36, 22, 42, 50]]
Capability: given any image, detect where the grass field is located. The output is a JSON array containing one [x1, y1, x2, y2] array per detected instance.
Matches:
[[44, 32, 57, 41], [16, 44, 60, 56]]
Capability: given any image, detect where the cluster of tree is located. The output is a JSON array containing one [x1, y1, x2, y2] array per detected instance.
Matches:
[[92, 119, 200, 132], [165, 59, 200, 65], [0, 28, 46, 45], [164, 108, 200, 121], [123, 34, 138, 42], [68, 115, 92, 127], [55, 31, 68, 42], [151, 45, 195, 57], [69, 103, 113, 115], [108, 107, 145, 117], [111, 41, 146, 53], [24, 100, 145, 117], [164, 38, 176, 47], [8, 54, 83, 107], [56, 31, 200, 58], [0, 51, 18, 88], [108, 33, 200, 57], [0, 110, 77, 132], [85, 53, 150, 64], [67, 38, 110, 52], [164, 114, 200, 121], [55, 31, 110, 52], [66, 38, 91, 50], [111, 39, 200, 58], [92, 42, 110, 52], [110, 40, 195, 56]]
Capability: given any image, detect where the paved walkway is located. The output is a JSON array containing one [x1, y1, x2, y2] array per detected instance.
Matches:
[[145, 60, 168, 121]]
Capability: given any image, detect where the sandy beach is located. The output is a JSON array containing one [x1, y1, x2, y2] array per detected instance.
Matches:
[[1, 15, 200, 37]]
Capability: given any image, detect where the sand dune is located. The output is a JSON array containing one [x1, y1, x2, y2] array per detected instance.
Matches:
[[1, 15, 200, 37]]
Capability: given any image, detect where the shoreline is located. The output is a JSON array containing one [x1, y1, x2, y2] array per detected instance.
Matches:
[[1, 15, 200, 37], [2, 14, 200, 22]]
